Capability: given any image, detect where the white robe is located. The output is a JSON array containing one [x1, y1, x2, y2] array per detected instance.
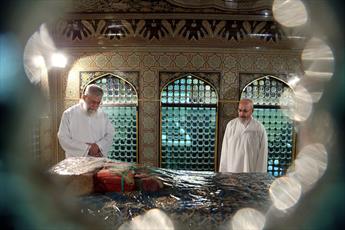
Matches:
[[219, 117, 268, 173], [57, 102, 115, 158]]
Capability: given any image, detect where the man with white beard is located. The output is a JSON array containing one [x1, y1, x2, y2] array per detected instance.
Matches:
[[219, 98, 268, 173], [58, 84, 115, 158]]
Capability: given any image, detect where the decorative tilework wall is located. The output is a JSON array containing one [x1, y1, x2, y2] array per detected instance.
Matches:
[[58, 48, 301, 168]]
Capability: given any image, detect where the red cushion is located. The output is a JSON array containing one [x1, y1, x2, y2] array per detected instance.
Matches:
[[94, 169, 135, 193]]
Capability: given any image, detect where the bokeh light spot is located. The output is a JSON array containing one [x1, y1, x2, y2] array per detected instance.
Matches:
[[288, 143, 328, 192], [51, 52, 67, 68], [119, 208, 174, 230], [23, 23, 57, 84], [302, 38, 334, 79], [280, 85, 313, 122], [269, 176, 302, 210], [273, 0, 308, 27], [231, 208, 266, 230], [301, 37, 334, 102]]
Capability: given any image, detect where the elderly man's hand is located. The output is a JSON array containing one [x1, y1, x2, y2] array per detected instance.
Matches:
[[87, 143, 103, 157]]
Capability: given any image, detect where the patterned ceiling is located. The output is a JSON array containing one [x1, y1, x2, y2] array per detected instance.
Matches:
[[51, 0, 308, 49], [67, 0, 273, 15]]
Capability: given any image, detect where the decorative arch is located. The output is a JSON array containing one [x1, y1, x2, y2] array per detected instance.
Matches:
[[160, 74, 218, 171], [241, 75, 295, 177], [86, 73, 138, 163]]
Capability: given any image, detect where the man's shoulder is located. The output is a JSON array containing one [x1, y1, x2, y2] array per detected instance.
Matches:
[[226, 118, 239, 127], [228, 117, 239, 124], [97, 109, 111, 119], [252, 118, 263, 125], [64, 103, 81, 114], [252, 118, 266, 130]]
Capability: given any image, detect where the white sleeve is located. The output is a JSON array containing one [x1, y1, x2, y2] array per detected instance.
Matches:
[[57, 111, 89, 158], [219, 125, 229, 172], [256, 126, 268, 172], [96, 114, 115, 157]]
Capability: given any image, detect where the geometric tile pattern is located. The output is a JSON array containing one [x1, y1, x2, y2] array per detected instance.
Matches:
[[60, 50, 300, 168]]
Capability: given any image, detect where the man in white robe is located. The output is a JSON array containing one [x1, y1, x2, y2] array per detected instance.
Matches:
[[219, 99, 268, 172], [58, 84, 115, 158]]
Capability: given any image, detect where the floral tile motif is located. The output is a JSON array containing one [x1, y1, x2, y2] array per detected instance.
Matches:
[[143, 70, 156, 84], [95, 55, 108, 68], [191, 54, 205, 69], [158, 55, 171, 68], [110, 54, 124, 67], [55, 18, 289, 47], [138, 19, 169, 40], [141, 146, 155, 161], [175, 54, 188, 68], [178, 19, 208, 40], [239, 55, 255, 72], [142, 101, 157, 115], [78, 56, 92, 68], [127, 53, 140, 67], [143, 54, 156, 68], [224, 55, 238, 70], [255, 56, 270, 71], [208, 54, 222, 69], [142, 85, 156, 99], [143, 116, 155, 130], [143, 132, 155, 145]]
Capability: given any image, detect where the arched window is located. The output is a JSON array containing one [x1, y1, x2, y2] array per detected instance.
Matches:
[[87, 74, 138, 163], [160, 74, 218, 171], [241, 76, 295, 177]]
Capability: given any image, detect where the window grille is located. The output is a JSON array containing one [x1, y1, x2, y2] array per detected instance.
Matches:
[[161, 75, 218, 171], [241, 76, 294, 176], [89, 74, 138, 163]]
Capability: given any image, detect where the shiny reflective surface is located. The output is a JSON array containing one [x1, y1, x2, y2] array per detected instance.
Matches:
[[77, 169, 274, 229]]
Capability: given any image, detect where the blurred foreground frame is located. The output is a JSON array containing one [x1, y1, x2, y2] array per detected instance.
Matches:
[[265, 0, 345, 229], [1, 0, 345, 229], [1, 1, 102, 229]]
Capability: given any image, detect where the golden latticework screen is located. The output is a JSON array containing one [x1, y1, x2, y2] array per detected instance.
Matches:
[[161, 75, 218, 171], [84, 73, 138, 163], [241, 76, 294, 176]]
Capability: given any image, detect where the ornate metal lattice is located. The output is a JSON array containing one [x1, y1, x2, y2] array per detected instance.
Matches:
[[90, 74, 138, 162], [241, 76, 294, 177], [56, 18, 286, 43], [161, 75, 218, 171]]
